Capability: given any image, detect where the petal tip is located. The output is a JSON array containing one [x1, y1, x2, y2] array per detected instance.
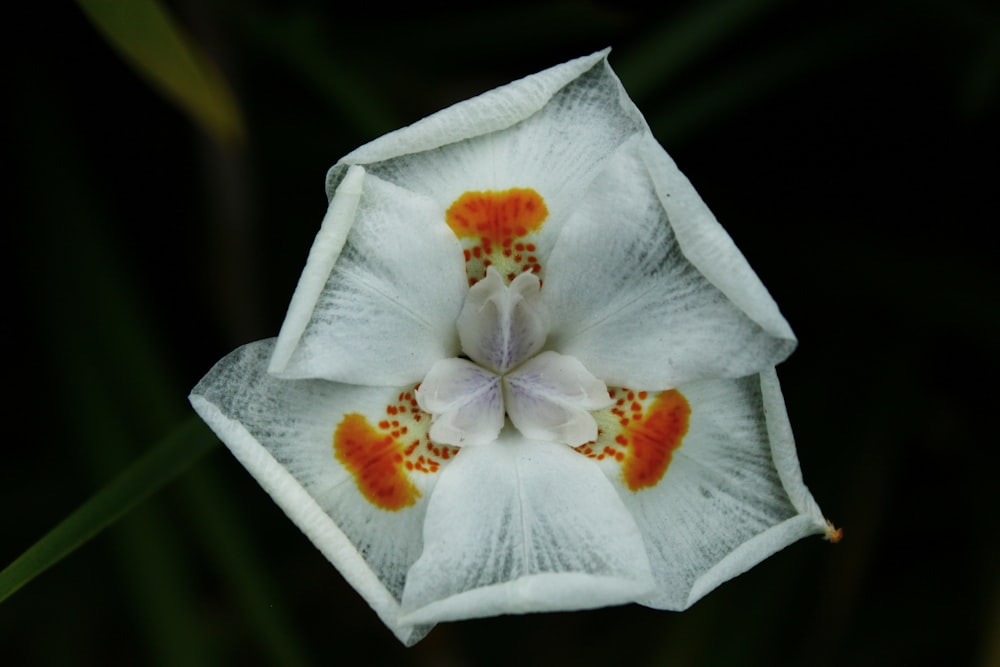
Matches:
[[824, 521, 843, 543]]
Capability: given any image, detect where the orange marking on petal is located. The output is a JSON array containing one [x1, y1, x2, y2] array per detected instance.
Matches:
[[334, 414, 420, 511], [446, 189, 548, 243], [622, 390, 690, 491], [447, 188, 548, 283]]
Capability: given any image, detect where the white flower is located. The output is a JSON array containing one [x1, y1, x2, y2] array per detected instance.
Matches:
[[190, 49, 836, 646]]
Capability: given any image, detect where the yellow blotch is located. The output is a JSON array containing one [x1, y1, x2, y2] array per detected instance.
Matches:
[[446, 189, 547, 245]]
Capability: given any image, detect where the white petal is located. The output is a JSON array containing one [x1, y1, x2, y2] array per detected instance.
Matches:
[[593, 372, 828, 610], [399, 430, 655, 624], [270, 169, 467, 385], [415, 358, 504, 447], [543, 137, 796, 389], [457, 268, 548, 373], [327, 50, 645, 276], [190, 339, 442, 646], [641, 136, 797, 343], [503, 351, 612, 446]]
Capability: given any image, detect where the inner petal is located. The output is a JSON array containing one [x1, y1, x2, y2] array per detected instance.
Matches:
[[415, 358, 505, 446], [457, 267, 548, 374], [503, 351, 613, 446]]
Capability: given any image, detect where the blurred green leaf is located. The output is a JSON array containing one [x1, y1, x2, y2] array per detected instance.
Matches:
[[77, 0, 246, 146], [10, 29, 313, 660], [0, 417, 217, 604], [180, 465, 313, 667]]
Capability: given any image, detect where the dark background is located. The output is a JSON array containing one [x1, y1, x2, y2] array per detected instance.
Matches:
[[4, 1, 998, 665]]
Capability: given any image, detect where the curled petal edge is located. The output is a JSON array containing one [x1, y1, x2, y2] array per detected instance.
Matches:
[[188, 393, 432, 646], [269, 165, 365, 376], [326, 49, 612, 195]]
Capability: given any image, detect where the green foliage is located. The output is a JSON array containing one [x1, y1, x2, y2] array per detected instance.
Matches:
[[77, 0, 246, 146], [0, 418, 214, 603]]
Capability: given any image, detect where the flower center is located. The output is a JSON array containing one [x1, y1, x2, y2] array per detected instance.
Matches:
[[415, 267, 612, 447]]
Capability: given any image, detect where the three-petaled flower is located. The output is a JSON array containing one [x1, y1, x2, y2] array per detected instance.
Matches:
[[190, 49, 836, 646]]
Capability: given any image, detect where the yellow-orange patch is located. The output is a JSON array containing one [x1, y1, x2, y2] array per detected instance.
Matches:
[[334, 414, 420, 511], [333, 388, 458, 511], [576, 388, 691, 491], [621, 390, 690, 491], [445, 188, 548, 284]]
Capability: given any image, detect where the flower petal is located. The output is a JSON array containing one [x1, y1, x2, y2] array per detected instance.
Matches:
[[543, 137, 796, 389], [587, 370, 828, 610], [503, 351, 612, 446], [415, 358, 504, 447], [270, 167, 467, 385], [399, 429, 655, 624], [457, 268, 548, 373], [190, 339, 451, 645], [328, 50, 645, 280]]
